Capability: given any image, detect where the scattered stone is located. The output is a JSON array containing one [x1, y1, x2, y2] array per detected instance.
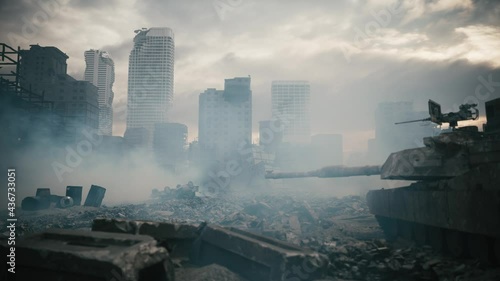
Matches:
[[2, 193, 499, 281], [176, 264, 248, 281], [152, 182, 199, 200], [242, 201, 273, 217], [423, 258, 441, 270]]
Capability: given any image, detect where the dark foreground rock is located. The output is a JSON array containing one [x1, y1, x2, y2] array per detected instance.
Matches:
[[176, 264, 248, 281]]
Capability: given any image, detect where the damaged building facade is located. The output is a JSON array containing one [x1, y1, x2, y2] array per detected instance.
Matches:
[[84, 49, 115, 136], [19, 45, 99, 143], [126, 27, 175, 147]]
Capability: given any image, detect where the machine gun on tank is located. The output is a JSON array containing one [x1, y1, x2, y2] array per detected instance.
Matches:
[[265, 98, 500, 261], [395, 99, 479, 129]]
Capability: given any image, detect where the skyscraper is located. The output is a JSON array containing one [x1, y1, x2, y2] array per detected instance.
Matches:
[[19, 45, 99, 142], [198, 77, 252, 160], [126, 27, 175, 144], [84, 49, 115, 135], [271, 80, 311, 143]]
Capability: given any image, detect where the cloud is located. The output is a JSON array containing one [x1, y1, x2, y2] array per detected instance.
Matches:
[[455, 25, 500, 66], [1, 0, 499, 155]]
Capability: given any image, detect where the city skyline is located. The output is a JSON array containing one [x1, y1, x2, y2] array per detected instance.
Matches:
[[1, 0, 498, 154]]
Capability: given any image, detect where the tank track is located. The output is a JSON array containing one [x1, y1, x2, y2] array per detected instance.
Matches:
[[375, 216, 500, 264], [367, 164, 500, 264]]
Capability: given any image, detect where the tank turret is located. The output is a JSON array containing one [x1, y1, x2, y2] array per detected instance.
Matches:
[[265, 98, 500, 262], [266, 99, 492, 181]]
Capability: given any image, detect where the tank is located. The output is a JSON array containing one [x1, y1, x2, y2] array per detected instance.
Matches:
[[265, 98, 500, 262]]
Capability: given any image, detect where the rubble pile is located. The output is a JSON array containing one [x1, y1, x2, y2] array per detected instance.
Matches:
[[152, 182, 200, 200], [1, 205, 149, 235], [321, 238, 500, 281], [217, 194, 380, 245], [2, 192, 500, 280]]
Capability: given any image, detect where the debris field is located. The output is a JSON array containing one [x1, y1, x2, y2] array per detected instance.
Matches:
[[1, 188, 499, 281]]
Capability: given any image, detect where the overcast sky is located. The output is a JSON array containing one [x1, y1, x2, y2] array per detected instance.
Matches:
[[1, 0, 499, 153]]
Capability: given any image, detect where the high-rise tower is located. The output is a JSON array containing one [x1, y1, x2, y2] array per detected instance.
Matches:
[[126, 27, 175, 143], [198, 77, 252, 160], [271, 80, 310, 143], [84, 49, 115, 135]]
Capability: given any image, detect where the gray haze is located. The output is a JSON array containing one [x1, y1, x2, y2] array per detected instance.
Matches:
[[1, 0, 500, 207], [1, 0, 499, 153]]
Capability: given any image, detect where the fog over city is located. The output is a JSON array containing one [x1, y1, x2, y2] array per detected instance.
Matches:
[[1, 0, 499, 207], [2, 2, 500, 280], [1, 0, 498, 148]]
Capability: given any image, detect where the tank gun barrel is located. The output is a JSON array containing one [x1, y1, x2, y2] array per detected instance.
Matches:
[[265, 165, 381, 179], [395, 117, 431, 125]]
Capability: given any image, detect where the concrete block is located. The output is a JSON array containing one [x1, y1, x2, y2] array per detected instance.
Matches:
[[35, 188, 51, 197], [92, 218, 199, 259], [21, 196, 50, 211], [66, 186, 83, 206], [1, 229, 174, 281], [84, 185, 106, 207], [191, 225, 329, 281]]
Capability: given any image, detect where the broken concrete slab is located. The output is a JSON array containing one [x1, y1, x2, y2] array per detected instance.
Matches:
[[1, 228, 174, 281], [92, 218, 199, 259], [299, 201, 318, 222], [289, 215, 302, 235], [84, 185, 106, 207], [21, 186, 83, 211], [190, 224, 329, 281], [35, 188, 51, 197], [242, 201, 274, 217], [21, 196, 51, 211], [66, 186, 83, 206], [21, 188, 52, 211]]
